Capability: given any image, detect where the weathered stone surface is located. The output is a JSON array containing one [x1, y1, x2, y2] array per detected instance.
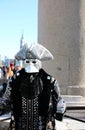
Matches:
[[38, 0, 85, 95]]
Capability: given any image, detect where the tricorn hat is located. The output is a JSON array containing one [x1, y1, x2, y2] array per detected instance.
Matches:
[[15, 43, 54, 61]]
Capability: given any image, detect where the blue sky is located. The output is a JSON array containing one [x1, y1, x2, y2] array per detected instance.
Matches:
[[0, 0, 38, 59]]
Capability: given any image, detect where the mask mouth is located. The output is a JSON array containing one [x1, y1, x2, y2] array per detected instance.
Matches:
[[25, 63, 39, 73]]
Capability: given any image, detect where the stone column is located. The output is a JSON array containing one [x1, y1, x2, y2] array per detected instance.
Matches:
[[38, 0, 85, 96]]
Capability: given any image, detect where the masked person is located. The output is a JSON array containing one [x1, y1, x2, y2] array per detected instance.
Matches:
[[9, 43, 66, 130]]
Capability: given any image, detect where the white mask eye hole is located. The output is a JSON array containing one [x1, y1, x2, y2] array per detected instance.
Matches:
[[32, 61, 36, 64], [26, 60, 30, 63], [25, 60, 36, 64]]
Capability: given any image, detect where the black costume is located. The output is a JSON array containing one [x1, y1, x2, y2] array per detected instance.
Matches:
[[10, 68, 60, 130], [0, 43, 66, 130]]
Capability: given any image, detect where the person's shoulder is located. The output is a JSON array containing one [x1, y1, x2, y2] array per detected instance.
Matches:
[[16, 68, 25, 75], [39, 68, 50, 76], [12, 68, 25, 79], [39, 68, 52, 81]]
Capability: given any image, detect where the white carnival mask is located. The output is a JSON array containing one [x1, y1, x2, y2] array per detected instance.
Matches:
[[23, 59, 41, 73]]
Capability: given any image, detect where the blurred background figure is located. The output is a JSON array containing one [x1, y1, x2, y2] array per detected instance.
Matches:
[[2, 66, 6, 78], [0, 67, 4, 80], [14, 61, 22, 73], [0, 66, 7, 97], [10, 62, 15, 75], [5, 66, 14, 80]]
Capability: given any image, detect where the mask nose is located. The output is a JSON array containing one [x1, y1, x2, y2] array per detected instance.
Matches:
[[29, 61, 33, 65]]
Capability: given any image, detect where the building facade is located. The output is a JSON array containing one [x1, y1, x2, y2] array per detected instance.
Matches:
[[38, 0, 85, 96]]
